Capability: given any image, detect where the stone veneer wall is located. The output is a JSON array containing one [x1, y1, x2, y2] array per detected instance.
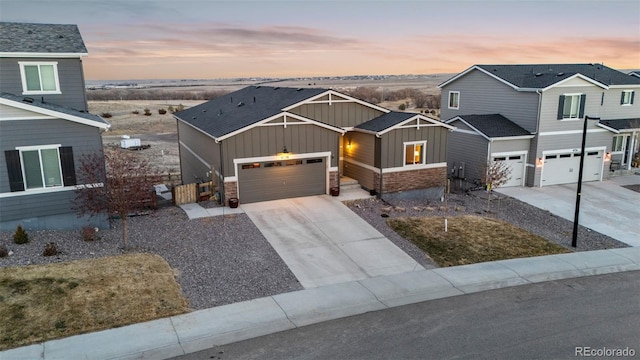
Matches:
[[224, 181, 238, 204], [329, 170, 339, 189], [380, 167, 446, 193]]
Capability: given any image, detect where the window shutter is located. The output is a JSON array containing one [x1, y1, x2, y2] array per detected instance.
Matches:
[[557, 95, 565, 119], [620, 92, 625, 105], [59, 146, 76, 186], [4, 150, 25, 192], [578, 94, 586, 118], [631, 91, 635, 105]]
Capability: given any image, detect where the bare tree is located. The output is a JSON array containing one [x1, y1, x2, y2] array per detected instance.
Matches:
[[483, 160, 512, 213], [75, 146, 160, 248]]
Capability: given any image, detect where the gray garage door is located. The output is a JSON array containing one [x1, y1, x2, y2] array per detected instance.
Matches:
[[238, 158, 326, 203]]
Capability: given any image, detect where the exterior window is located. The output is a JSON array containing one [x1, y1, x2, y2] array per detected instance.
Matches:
[[404, 141, 426, 166], [19, 62, 60, 94], [448, 91, 460, 109], [612, 136, 625, 152], [621, 90, 635, 105], [19, 146, 63, 189], [557, 94, 585, 120]]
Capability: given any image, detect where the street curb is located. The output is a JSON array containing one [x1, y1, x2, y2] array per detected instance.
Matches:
[[2, 247, 639, 360]]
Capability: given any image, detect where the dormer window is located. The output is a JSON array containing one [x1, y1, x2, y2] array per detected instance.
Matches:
[[19, 62, 61, 95]]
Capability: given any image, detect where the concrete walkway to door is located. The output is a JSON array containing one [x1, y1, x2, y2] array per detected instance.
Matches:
[[242, 196, 424, 288]]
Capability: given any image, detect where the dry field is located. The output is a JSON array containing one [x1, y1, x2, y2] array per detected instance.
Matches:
[[0, 253, 189, 350], [89, 100, 204, 175]]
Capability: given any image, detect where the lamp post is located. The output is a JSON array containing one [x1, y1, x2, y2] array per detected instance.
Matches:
[[572, 115, 600, 247]]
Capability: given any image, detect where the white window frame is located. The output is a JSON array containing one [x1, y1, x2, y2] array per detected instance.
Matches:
[[18, 61, 62, 95], [562, 93, 582, 119], [448, 91, 460, 109], [612, 135, 626, 153], [621, 90, 634, 106], [16, 144, 64, 190], [404, 141, 426, 166]]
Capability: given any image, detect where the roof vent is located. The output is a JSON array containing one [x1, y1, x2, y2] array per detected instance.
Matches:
[[230, 96, 233, 103], [27, 30, 33, 34], [237, 102, 244, 107], [58, 34, 64, 39], [192, 116, 196, 120], [296, 88, 303, 91], [557, 72, 564, 76], [218, 109, 223, 116], [274, 87, 280, 90], [535, 73, 542, 77], [22, 97, 34, 103], [202, 110, 206, 113], [253, 97, 256, 103]]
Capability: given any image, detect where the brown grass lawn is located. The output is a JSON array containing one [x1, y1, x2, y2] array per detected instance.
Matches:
[[0, 253, 189, 350], [387, 215, 570, 267]]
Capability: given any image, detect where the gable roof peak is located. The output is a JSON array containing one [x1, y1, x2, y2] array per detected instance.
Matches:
[[0, 21, 88, 55]]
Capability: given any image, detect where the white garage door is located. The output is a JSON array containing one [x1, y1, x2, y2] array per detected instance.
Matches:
[[542, 151, 603, 186], [238, 157, 327, 203], [492, 154, 525, 187]]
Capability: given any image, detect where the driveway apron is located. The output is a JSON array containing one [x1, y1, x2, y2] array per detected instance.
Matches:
[[496, 175, 640, 247], [242, 195, 423, 288]]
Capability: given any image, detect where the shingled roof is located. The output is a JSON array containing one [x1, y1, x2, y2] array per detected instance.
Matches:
[[175, 86, 329, 138], [441, 64, 640, 89], [356, 111, 414, 132], [447, 114, 533, 139], [0, 93, 109, 128], [0, 22, 88, 54], [597, 118, 640, 133]]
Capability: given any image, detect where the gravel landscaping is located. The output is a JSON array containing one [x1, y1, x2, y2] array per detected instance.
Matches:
[[0, 190, 628, 312], [345, 190, 628, 268], [0, 205, 302, 310]]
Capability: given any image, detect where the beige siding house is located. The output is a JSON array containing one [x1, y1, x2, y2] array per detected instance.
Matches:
[[175, 86, 453, 205]]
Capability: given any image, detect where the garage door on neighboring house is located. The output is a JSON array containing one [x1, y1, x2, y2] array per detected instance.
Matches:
[[492, 153, 526, 187], [238, 157, 327, 203], [541, 150, 603, 186]]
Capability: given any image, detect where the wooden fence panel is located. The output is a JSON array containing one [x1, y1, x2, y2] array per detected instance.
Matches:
[[173, 183, 197, 205]]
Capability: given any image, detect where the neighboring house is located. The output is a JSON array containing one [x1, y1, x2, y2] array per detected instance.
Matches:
[[175, 86, 453, 204], [439, 63, 640, 188], [0, 22, 110, 230]]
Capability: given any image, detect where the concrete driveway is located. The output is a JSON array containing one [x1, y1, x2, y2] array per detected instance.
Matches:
[[242, 195, 423, 288], [497, 175, 640, 247]]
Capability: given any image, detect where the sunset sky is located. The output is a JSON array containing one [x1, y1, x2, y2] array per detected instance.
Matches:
[[2, 0, 639, 80]]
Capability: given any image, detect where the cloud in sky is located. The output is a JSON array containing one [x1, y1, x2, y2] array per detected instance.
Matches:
[[2, 0, 639, 79]]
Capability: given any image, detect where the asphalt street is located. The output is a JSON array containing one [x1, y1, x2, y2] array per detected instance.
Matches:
[[173, 271, 640, 360]]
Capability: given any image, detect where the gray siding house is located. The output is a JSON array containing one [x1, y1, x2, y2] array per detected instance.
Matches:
[[175, 86, 453, 204], [0, 22, 110, 230], [439, 64, 640, 188]]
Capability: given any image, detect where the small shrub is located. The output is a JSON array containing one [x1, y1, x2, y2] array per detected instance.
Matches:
[[13, 225, 29, 244], [398, 103, 406, 111], [100, 112, 113, 118], [158, 108, 167, 115], [167, 105, 175, 113], [43, 242, 58, 257], [132, 110, 140, 114], [176, 104, 185, 112], [0, 245, 8, 258], [82, 226, 99, 242], [143, 108, 152, 116]]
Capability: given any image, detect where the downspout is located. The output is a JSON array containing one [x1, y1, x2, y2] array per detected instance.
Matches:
[[176, 117, 183, 185], [219, 140, 225, 205]]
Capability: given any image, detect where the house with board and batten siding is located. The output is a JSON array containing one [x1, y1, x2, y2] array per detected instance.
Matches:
[[439, 64, 640, 188], [175, 86, 454, 205], [0, 22, 110, 230]]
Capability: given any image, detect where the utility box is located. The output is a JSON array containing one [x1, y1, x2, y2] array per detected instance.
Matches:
[[120, 138, 141, 149]]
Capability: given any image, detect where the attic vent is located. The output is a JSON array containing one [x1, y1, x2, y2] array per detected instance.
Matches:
[[192, 116, 196, 120], [557, 72, 564, 76], [274, 87, 280, 90], [27, 30, 33, 34], [22, 97, 34, 103], [218, 109, 223, 116], [535, 73, 542, 77], [237, 102, 244, 107], [253, 97, 256, 103], [230, 96, 233, 103], [296, 88, 303, 91], [58, 35, 64, 39], [202, 110, 207, 113]]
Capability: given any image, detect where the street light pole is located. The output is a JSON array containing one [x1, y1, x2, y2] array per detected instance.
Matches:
[[572, 115, 600, 247]]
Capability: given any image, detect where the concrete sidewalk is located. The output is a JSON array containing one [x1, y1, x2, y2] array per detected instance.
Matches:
[[178, 203, 244, 219], [4, 247, 639, 360]]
